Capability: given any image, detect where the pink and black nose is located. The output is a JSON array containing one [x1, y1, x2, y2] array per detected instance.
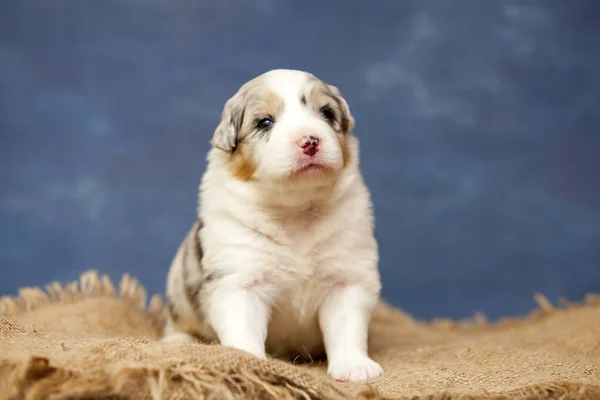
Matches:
[[297, 135, 320, 156]]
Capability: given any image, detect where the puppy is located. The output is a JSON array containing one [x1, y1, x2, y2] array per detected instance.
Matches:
[[162, 69, 383, 382]]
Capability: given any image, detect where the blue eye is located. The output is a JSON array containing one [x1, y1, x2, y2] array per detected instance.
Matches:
[[257, 118, 274, 129]]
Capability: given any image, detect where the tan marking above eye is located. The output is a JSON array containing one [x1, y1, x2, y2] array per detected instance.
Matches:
[[307, 85, 343, 124], [256, 91, 284, 116], [226, 80, 284, 142], [240, 90, 284, 135]]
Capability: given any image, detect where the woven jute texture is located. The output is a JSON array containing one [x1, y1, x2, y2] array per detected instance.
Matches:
[[1, 271, 599, 400]]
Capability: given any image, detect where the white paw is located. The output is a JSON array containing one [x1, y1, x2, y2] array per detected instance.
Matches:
[[327, 356, 383, 383], [160, 332, 196, 344]]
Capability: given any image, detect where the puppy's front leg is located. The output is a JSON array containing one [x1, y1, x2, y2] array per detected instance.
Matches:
[[319, 284, 383, 382], [208, 285, 270, 359]]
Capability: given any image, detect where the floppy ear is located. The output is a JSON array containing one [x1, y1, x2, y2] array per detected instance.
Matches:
[[327, 84, 355, 134], [210, 94, 246, 152]]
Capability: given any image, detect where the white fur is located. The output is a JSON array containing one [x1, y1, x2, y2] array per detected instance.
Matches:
[[163, 69, 383, 382]]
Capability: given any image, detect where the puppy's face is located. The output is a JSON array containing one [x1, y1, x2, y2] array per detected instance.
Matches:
[[211, 69, 356, 183]]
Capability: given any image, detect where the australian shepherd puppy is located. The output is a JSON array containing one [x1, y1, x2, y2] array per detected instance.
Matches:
[[162, 69, 383, 382]]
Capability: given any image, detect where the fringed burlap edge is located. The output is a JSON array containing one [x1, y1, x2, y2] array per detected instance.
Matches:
[[0, 270, 167, 334], [1, 355, 351, 400], [429, 292, 600, 331], [0, 271, 348, 400], [1, 270, 599, 400], [4, 354, 599, 400]]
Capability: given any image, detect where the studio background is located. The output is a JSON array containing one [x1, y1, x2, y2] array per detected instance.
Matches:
[[1, 0, 599, 320]]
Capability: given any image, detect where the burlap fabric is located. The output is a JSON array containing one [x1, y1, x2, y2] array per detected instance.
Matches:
[[0, 271, 598, 400]]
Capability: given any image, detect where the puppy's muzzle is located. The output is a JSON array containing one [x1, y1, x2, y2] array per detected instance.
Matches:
[[297, 135, 320, 156]]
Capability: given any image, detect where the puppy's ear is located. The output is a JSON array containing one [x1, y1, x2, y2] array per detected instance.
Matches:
[[211, 94, 245, 152], [327, 84, 355, 134]]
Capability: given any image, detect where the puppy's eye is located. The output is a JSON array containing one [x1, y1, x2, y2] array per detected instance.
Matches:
[[320, 106, 335, 122], [257, 118, 274, 129]]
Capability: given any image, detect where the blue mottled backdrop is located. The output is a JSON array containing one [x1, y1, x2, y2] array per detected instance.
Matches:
[[1, 0, 599, 320]]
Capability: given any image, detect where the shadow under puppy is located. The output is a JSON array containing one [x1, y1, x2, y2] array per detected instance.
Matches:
[[163, 69, 382, 382]]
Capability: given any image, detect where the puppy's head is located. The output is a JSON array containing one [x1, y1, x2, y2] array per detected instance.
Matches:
[[210, 69, 356, 184]]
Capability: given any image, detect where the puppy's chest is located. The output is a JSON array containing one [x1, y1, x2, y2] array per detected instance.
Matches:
[[265, 242, 338, 283], [254, 212, 350, 300], [266, 221, 341, 277], [264, 230, 346, 314], [268, 209, 339, 254], [270, 264, 339, 322]]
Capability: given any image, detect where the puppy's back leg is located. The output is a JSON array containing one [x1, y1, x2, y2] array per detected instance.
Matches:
[[161, 220, 206, 344], [161, 315, 196, 344]]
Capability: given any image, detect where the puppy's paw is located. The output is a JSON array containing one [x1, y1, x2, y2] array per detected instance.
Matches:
[[160, 332, 196, 344], [327, 355, 383, 383]]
